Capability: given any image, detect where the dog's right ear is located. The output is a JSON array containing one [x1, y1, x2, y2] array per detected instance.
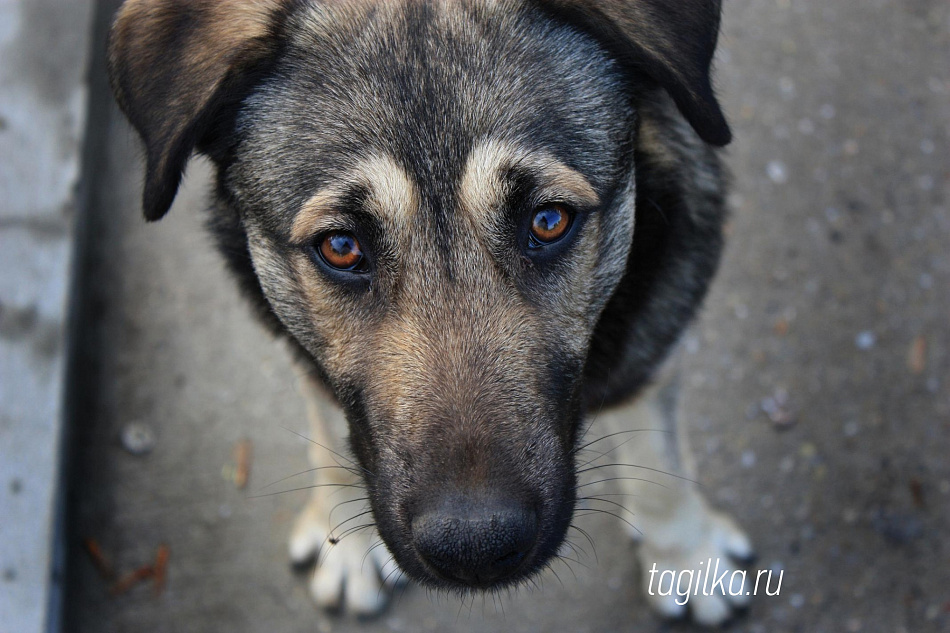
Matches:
[[108, 0, 290, 221]]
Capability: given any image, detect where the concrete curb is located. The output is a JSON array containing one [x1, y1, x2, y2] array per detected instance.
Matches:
[[0, 1, 95, 631]]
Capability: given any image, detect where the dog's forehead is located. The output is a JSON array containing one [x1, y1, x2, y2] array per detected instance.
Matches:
[[292, 1, 626, 167], [235, 0, 632, 228]]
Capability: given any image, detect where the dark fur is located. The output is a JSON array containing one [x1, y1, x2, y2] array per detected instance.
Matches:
[[109, 0, 728, 592]]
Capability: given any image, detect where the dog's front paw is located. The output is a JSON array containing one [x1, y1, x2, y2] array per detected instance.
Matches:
[[638, 509, 754, 626], [289, 497, 405, 616]]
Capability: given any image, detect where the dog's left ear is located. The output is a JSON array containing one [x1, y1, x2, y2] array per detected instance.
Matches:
[[540, 0, 731, 146], [108, 0, 290, 221]]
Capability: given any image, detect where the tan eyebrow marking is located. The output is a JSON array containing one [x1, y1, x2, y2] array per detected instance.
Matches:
[[458, 138, 600, 227], [291, 154, 418, 243]]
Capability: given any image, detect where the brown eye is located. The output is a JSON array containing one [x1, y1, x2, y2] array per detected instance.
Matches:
[[318, 231, 365, 271], [529, 204, 572, 247]]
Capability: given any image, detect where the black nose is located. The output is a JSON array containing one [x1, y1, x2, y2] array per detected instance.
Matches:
[[411, 494, 538, 587]]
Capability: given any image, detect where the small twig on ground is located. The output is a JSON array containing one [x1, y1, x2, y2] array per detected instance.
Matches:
[[111, 565, 154, 596], [83, 538, 115, 581], [153, 544, 170, 596]]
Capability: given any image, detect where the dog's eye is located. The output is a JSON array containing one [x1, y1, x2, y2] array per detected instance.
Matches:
[[528, 204, 573, 247], [318, 231, 366, 271]]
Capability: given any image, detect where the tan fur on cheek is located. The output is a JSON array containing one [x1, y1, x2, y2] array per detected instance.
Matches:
[[244, 221, 367, 378], [288, 253, 367, 372]]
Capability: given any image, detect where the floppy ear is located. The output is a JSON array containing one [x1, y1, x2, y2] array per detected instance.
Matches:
[[540, 0, 731, 146], [108, 0, 290, 220]]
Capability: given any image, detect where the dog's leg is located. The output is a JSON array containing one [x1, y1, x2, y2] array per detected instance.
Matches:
[[591, 356, 754, 625], [288, 367, 403, 615]]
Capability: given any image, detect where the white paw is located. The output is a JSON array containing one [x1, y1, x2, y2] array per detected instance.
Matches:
[[638, 509, 754, 626], [289, 497, 406, 616]]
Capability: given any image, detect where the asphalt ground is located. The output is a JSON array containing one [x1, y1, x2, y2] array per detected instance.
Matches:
[[62, 1, 950, 631]]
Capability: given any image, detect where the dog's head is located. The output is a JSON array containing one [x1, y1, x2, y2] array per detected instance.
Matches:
[[109, 0, 727, 591]]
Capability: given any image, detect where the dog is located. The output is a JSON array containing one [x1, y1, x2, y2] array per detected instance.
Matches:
[[108, 0, 754, 625]]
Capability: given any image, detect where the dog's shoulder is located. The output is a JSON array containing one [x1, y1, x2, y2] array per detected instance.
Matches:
[[584, 90, 727, 407]]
